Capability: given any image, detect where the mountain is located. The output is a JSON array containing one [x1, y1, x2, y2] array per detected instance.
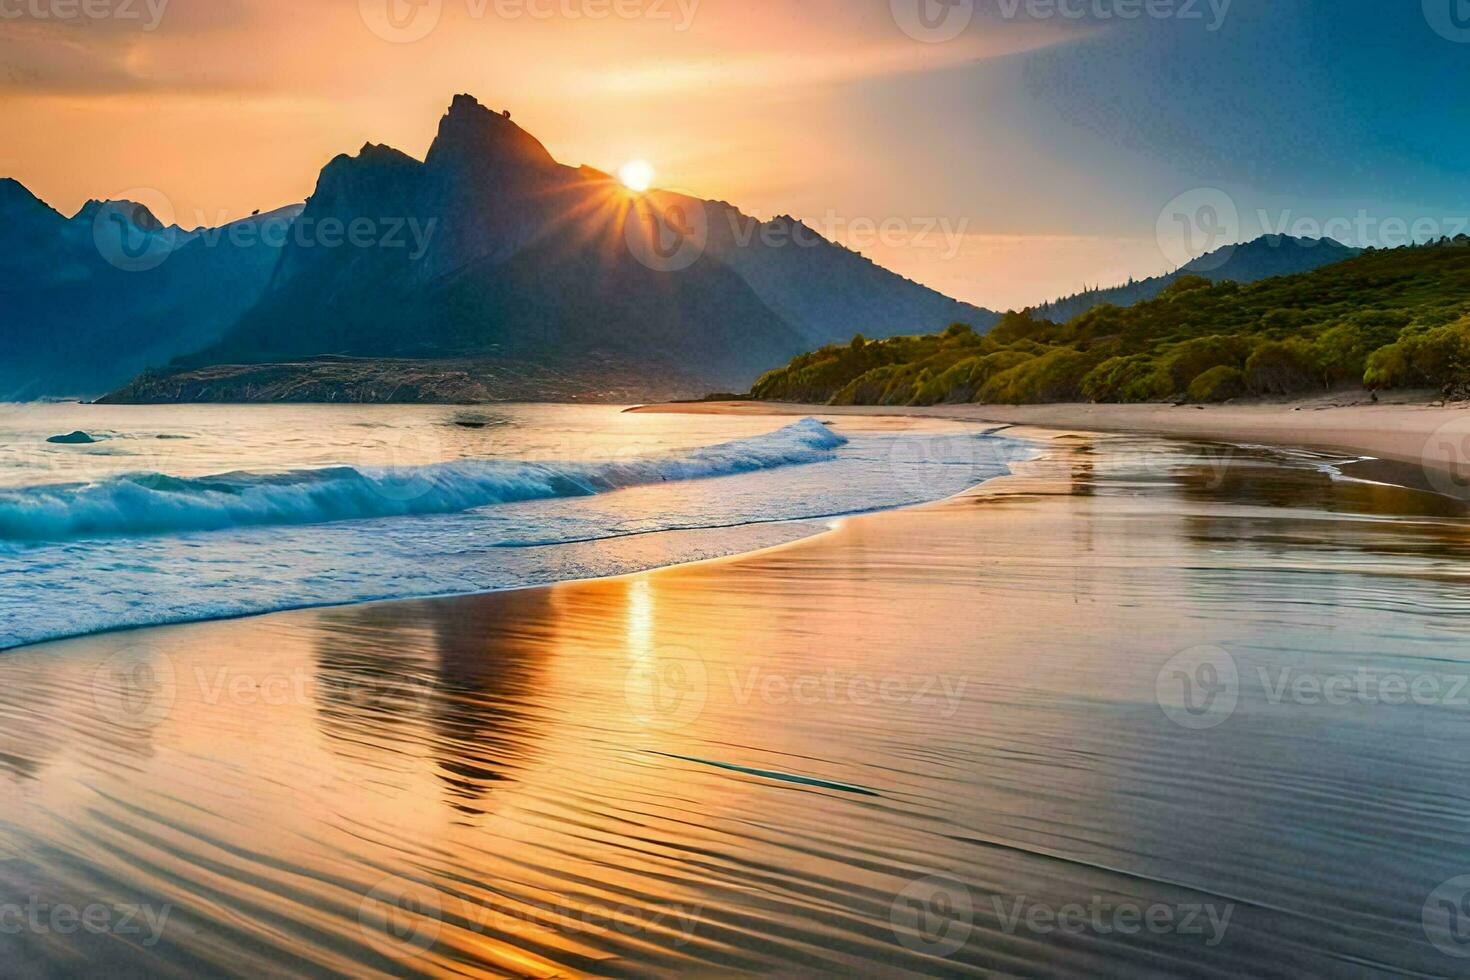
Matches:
[[1031, 235, 1362, 323], [125, 94, 994, 400], [647, 195, 997, 348], [0, 178, 302, 400]]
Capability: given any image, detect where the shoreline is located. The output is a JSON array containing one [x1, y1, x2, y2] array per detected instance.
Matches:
[[3, 509, 861, 655], [5, 415, 1038, 655], [9, 423, 1469, 973], [630, 395, 1469, 475], [12, 397, 1459, 655]]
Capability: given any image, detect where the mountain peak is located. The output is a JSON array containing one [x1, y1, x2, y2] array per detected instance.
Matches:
[[73, 198, 165, 232], [425, 93, 556, 174], [0, 177, 36, 200], [0, 177, 46, 209], [0, 178, 63, 226]]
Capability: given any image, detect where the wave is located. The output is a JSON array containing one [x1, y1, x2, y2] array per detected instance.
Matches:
[[0, 418, 847, 543]]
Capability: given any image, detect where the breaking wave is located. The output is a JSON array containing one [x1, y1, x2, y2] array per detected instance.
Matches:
[[0, 418, 847, 542]]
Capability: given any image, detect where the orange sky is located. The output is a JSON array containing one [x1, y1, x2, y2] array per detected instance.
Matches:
[[0, 0, 1176, 310]]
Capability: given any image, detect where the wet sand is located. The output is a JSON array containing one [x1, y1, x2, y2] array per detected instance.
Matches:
[[4, 429, 1470, 975], [633, 395, 1470, 476]]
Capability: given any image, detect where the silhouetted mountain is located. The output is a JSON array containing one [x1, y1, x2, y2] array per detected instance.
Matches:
[[1032, 235, 1362, 322], [155, 94, 994, 397], [651, 196, 997, 348], [0, 178, 301, 400]]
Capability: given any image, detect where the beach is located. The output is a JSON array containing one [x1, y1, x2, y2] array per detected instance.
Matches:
[[633, 392, 1470, 478], [4, 419, 1470, 975]]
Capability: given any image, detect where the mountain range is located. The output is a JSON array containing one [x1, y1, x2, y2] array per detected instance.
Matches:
[[0, 179, 301, 400], [3, 95, 1373, 402], [1030, 235, 1362, 323]]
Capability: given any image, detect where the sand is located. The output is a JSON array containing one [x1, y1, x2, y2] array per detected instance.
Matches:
[[631, 392, 1470, 477]]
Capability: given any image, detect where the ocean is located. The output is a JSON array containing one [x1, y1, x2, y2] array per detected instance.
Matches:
[[0, 403, 1030, 649]]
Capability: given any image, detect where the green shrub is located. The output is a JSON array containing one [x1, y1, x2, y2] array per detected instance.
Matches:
[[1363, 342, 1416, 389], [1186, 366, 1247, 403], [988, 310, 1050, 345], [1156, 335, 1252, 393], [1160, 274, 1213, 298], [1407, 315, 1470, 386], [977, 349, 1098, 404], [1245, 340, 1318, 395], [831, 365, 901, 405], [911, 350, 1033, 404], [1080, 355, 1172, 402]]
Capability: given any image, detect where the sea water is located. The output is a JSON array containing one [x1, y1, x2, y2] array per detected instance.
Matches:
[[0, 403, 1029, 648]]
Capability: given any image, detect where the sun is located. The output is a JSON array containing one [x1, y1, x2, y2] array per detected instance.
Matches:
[[618, 159, 655, 193]]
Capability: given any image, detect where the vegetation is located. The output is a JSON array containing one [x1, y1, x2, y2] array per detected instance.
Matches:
[[751, 239, 1470, 405]]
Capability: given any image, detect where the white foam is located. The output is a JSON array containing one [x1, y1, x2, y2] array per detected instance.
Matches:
[[0, 418, 846, 542]]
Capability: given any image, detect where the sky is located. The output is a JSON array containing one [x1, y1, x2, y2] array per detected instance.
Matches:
[[3, 0, 1469, 310]]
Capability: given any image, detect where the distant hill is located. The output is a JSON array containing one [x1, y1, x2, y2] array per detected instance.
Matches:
[[114, 94, 995, 402], [0, 178, 301, 400], [750, 238, 1470, 406], [1031, 235, 1362, 323]]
